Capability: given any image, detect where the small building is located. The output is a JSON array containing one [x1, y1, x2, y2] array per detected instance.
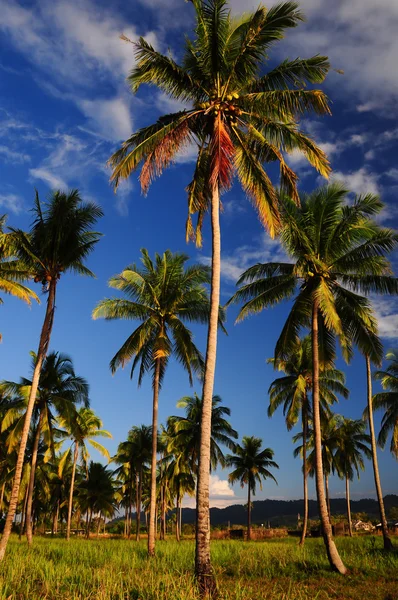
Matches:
[[353, 520, 375, 532]]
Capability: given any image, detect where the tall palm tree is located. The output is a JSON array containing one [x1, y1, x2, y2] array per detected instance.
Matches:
[[0, 215, 39, 322], [373, 350, 398, 458], [228, 184, 398, 571], [1, 351, 89, 544], [58, 407, 111, 541], [108, 0, 331, 589], [93, 249, 215, 556], [268, 335, 348, 544], [113, 425, 152, 541], [333, 417, 371, 536], [226, 436, 278, 540], [0, 189, 102, 560], [164, 452, 195, 541], [167, 394, 238, 472]]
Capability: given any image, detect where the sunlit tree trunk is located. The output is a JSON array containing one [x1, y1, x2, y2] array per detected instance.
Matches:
[[136, 470, 141, 542], [312, 300, 347, 574], [346, 475, 353, 537], [176, 490, 180, 542], [26, 409, 45, 545], [325, 475, 331, 520], [66, 441, 79, 541], [0, 482, 5, 514], [366, 356, 393, 550], [299, 404, 309, 546], [128, 480, 133, 539], [19, 485, 29, 541], [247, 485, 251, 541], [148, 358, 160, 556], [96, 512, 102, 537], [0, 279, 56, 561], [195, 184, 220, 597]]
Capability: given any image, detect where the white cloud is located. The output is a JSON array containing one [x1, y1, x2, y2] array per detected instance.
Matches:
[[330, 167, 380, 195], [0, 0, 158, 139], [183, 474, 240, 509], [77, 97, 133, 142], [372, 298, 398, 340], [29, 168, 68, 190], [0, 145, 30, 163], [0, 193, 24, 214], [385, 168, 398, 181]]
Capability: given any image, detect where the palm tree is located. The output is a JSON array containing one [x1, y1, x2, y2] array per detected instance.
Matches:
[[228, 184, 398, 571], [113, 425, 152, 541], [373, 350, 398, 458], [0, 189, 102, 560], [77, 462, 116, 539], [333, 417, 371, 536], [1, 351, 89, 544], [268, 335, 348, 544], [226, 436, 278, 540], [93, 249, 215, 556], [164, 452, 195, 541], [0, 215, 39, 322], [59, 407, 111, 541], [108, 0, 331, 589], [167, 394, 238, 472]]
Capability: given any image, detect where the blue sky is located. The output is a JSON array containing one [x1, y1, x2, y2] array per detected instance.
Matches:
[[0, 0, 397, 508]]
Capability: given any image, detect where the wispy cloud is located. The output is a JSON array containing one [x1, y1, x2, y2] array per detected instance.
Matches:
[[0, 193, 24, 214]]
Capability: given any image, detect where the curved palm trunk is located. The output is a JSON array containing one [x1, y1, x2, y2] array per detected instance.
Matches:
[[176, 490, 180, 542], [0, 280, 56, 561], [128, 480, 133, 539], [366, 356, 393, 550], [0, 482, 5, 514], [66, 441, 79, 541], [325, 475, 331, 520], [312, 301, 346, 574], [148, 357, 160, 556], [345, 475, 353, 537], [19, 484, 29, 541], [247, 485, 251, 541], [299, 405, 309, 546], [26, 409, 45, 545], [195, 184, 220, 598]]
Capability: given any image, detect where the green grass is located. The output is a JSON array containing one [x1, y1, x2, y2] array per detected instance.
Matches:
[[0, 535, 397, 599]]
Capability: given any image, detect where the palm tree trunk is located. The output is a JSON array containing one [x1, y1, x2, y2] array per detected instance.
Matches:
[[86, 509, 92, 539], [325, 475, 331, 520], [26, 409, 45, 545], [179, 501, 182, 539], [19, 484, 29, 541], [66, 441, 79, 541], [346, 475, 353, 537], [136, 470, 141, 542], [312, 300, 346, 574], [128, 483, 133, 539], [148, 357, 160, 557], [160, 484, 164, 541], [0, 279, 56, 561], [176, 491, 180, 542], [55, 500, 59, 534], [247, 485, 251, 541], [195, 183, 220, 597], [0, 482, 5, 514], [96, 512, 102, 537], [299, 405, 309, 546], [366, 356, 393, 550]]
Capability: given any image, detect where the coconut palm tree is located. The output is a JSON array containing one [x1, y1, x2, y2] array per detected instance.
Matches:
[[373, 350, 398, 458], [78, 462, 117, 539], [0, 214, 39, 322], [113, 425, 152, 541], [167, 394, 238, 473], [0, 189, 102, 560], [226, 436, 278, 540], [93, 249, 216, 557], [268, 335, 348, 544], [58, 407, 111, 541], [164, 452, 195, 541], [333, 418, 371, 536], [108, 0, 331, 589], [1, 351, 89, 544], [228, 184, 398, 571]]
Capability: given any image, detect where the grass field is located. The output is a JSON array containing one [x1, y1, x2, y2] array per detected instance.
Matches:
[[0, 535, 397, 600]]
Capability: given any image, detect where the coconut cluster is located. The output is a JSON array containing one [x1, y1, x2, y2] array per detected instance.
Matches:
[[199, 92, 242, 126]]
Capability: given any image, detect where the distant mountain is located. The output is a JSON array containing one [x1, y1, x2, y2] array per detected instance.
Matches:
[[110, 495, 398, 527], [180, 494, 398, 527]]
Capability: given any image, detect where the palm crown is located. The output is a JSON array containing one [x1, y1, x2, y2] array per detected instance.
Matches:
[[226, 435, 278, 492], [373, 350, 398, 458], [110, 0, 331, 241], [93, 249, 218, 385], [229, 183, 398, 363]]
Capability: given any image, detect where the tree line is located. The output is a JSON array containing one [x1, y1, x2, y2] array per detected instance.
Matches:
[[0, 0, 397, 596]]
